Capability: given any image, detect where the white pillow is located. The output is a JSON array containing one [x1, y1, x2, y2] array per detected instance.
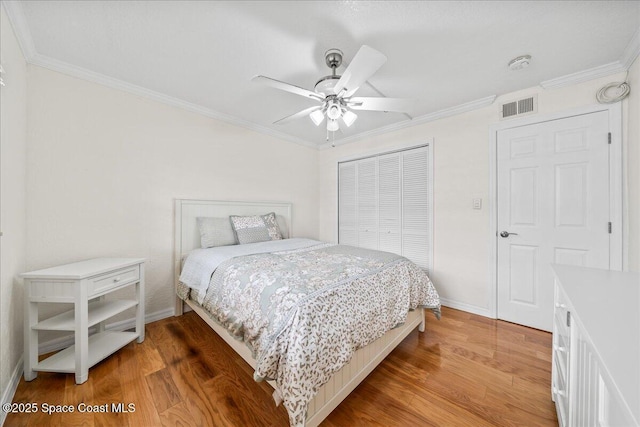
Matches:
[[196, 217, 237, 248]]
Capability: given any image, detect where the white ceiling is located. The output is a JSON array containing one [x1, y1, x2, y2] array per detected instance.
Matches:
[[4, 1, 640, 147]]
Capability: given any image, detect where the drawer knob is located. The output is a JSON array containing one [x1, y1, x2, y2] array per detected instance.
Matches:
[[113, 277, 121, 283]]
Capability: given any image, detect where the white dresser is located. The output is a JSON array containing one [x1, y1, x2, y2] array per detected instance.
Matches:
[[551, 264, 639, 427], [22, 258, 145, 384]]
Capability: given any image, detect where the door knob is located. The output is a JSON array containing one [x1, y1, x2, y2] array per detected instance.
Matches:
[[500, 231, 519, 238]]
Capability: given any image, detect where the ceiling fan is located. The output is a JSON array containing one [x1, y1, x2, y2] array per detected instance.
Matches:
[[252, 45, 415, 135]]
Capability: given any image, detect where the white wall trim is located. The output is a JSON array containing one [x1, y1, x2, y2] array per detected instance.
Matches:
[[3, 0, 499, 152], [439, 297, 493, 319], [1, 1, 36, 61], [542, 27, 640, 90], [38, 307, 174, 355], [4, 0, 638, 150], [620, 26, 640, 70], [319, 96, 496, 150], [487, 102, 625, 319], [30, 53, 318, 149], [540, 61, 627, 89], [0, 355, 23, 426], [1, 1, 317, 149]]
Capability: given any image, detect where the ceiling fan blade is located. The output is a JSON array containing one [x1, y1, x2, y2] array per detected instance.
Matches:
[[252, 75, 324, 101], [333, 45, 387, 97], [347, 97, 416, 113], [273, 106, 322, 125]]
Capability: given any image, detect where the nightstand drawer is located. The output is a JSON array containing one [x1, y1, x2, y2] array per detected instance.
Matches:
[[89, 266, 140, 295]]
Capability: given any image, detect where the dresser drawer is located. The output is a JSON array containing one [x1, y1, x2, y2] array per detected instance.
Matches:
[[89, 266, 140, 295]]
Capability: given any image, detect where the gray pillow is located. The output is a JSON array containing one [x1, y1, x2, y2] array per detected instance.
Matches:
[[230, 212, 283, 244], [196, 217, 237, 248]]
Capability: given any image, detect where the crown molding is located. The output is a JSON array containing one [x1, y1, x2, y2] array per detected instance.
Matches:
[[318, 95, 497, 150], [541, 26, 640, 89], [2, 1, 37, 60], [29, 52, 318, 149], [540, 61, 627, 89], [620, 26, 640, 70], [2, 1, 317, 149], [4, 0, 638, 150]]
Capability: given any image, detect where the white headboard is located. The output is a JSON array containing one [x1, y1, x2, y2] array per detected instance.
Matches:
[[173, 199, 292, 314]]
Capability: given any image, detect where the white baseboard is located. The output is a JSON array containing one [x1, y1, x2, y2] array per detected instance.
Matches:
[[439, 297, 494, 319], [1, 355, 24, 427]]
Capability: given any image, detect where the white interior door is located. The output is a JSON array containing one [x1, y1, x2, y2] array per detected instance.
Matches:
[[497, 111, 611, 331]]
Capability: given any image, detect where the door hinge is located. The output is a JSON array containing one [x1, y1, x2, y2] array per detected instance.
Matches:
[[567, 311, 571, 328], [608, 132, 612, 144], [608, 222, 612, 234]]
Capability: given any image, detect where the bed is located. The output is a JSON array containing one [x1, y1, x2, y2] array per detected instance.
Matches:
[[173, 199, 440, 426]]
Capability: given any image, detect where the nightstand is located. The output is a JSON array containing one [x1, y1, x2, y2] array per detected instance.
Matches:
[[21, 258, 145, 384]]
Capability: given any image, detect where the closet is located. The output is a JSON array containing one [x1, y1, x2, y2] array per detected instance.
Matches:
[[338, 144, 432, 272]]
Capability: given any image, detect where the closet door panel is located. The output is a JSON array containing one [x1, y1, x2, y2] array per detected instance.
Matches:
[[379, 230, 401, 254], [357, 158, 378, 249], [402, 147, 430, 270], [378, 153, 402, 254], [339, 162, 358, 246]]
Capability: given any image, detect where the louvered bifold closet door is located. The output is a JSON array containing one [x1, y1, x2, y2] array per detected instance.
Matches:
[[357, 158, 378, 250], [378, 153, 401, 254], [401, 146, 431, 271], [338, 162, 358, 246], [338, 144, 432, 272]]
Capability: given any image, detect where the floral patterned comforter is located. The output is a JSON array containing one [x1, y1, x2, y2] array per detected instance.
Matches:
[[179, 240, 440, 426]]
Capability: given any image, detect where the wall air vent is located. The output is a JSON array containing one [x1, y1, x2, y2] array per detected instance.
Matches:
[[499, 95, 537, 120]]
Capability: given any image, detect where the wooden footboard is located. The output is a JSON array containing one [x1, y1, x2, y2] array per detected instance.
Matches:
[[183, 299, 424, 426], [305, 308, 424, 426]]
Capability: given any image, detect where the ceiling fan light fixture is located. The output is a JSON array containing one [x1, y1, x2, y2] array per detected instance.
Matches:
[[327, 119, 339, 132], [342, 110, 358, 127], [309, 109, 325, 126], [326, 101, 342, 120]]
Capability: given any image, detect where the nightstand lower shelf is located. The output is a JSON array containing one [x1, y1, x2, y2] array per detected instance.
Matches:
[[34, 299, 138, 331], [35, 331, 138, 373]]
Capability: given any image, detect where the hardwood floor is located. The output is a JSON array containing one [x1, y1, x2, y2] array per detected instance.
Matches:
[[6, 307, 558, 426]]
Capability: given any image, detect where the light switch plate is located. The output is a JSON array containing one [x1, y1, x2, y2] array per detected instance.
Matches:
[[472, 198, 482, 210]]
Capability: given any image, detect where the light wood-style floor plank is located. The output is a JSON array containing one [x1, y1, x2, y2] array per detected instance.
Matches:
[[5, 307, 557, 426]]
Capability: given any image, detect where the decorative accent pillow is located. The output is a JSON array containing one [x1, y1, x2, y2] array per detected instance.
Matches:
[[196, 217, 237, 248], [230, 212, 283, 244]]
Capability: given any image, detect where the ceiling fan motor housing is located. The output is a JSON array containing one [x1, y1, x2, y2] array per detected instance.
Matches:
[[325, 48, 343, 69], [315, 76, 340, 95]]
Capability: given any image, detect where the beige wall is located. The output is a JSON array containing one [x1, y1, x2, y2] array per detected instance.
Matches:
[[0, 5, 28, 410], [318, 71, 635, 314], [25, 65, 319, 325]]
